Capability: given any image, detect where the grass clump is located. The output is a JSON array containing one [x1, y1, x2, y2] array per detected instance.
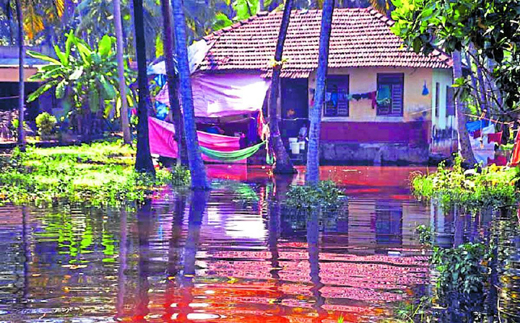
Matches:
[[411, 155, 519, 211], [0, 142, 187, 207], [286, 180, 344, 210]]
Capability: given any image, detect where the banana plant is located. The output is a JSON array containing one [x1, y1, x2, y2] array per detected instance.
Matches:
[[28, 31, 134, 112], [27, 31, 135, 138]]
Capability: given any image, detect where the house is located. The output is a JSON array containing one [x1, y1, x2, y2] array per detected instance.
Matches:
[[195, 8, 457, 164], [0, 46, 52, 121]]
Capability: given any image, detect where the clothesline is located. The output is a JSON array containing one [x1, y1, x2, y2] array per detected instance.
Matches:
[[464, 113, 515, 125], [0, 96, 19, 100]]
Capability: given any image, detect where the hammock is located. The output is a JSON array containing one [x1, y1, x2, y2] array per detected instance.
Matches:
[[200, 141, 265, 162]]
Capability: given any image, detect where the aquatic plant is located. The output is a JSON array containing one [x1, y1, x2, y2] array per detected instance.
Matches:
[[432, 242, 490, 320], [171, 166, 191, 186], [411, 156, 519, 212], [0, 142, 181, 207], [286, 180, 344, 210]]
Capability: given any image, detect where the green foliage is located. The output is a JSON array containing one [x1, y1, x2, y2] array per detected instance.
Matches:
[[432, 242, 489, 312], [416, 224, 433, 246], [0, 141, 178, 207], [411, 155, 519, 212], [286, 180, 343, 210], [393, 296, 431, 323], [27, 31, 135, 120], [35, 112, 57, 137], [391, 0, 520, 115], [171, 166, 191, 186]]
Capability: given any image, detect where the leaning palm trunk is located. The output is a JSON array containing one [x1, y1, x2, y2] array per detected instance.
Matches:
[[171, 0, 209, 190], [453, 50, 477, 166], [133, 0, 156, 175], [306, 0, 335, 185], [268, 0, 296, 174], [15, 0, 25, 151], [113, 0, 131, 144], [160, 0, 186, 167]]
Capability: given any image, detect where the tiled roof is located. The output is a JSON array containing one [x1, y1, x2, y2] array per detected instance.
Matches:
[[199, 8, 452, 78]]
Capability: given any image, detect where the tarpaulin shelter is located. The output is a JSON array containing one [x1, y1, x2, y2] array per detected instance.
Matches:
[[155, 73, 271, 118], [149, 117, 251, 163]]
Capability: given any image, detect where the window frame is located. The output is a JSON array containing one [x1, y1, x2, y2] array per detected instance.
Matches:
[[323, 75, 350, 118], [376, 73, 404, 117], [434, 82, 440, 117]]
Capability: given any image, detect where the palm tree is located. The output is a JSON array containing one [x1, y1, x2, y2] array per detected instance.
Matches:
[[14, 0, 24, 151], [160, 0, 185, 167], [268, 0, 296, 174], [133, 0, 155, 175], [171, 0, 209, 189], [305, 0, 335, 185], [453, 50, 477, 166], [113, 0, 131, 144]]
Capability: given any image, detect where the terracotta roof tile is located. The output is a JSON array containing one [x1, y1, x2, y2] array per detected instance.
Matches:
[[198, 8, 452, 77]]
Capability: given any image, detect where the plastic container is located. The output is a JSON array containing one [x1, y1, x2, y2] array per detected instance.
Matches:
[[288, 137, 298, 143], [299, 141, 305, 150], [290, 142, 300, 154]]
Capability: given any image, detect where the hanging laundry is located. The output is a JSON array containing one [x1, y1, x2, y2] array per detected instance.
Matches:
[[487, 132, 503, 144]]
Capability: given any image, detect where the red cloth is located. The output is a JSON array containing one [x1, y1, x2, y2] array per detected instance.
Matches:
[[488, 132, 502, 144], [369, 91, 377, 109], [148, 117, 245, 163], [487, 155, 507, 166], [473, 129, 481, 138], [510, 132, 520, 166]]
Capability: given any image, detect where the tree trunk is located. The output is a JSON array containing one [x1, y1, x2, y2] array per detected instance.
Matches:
[[453, 50, 477, 166], [160, 0, 186, 167], [258, 0, 264, 11], [268, 0, 296, 174], [306, 0, 335, 185], [15, 0, 25, 151], [114, 0, 131, 144], [133, 0, 156, 175], [171, 0, 209, 190]]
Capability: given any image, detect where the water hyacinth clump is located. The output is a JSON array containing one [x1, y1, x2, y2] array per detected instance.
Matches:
[[286, 180, 344, 210], [0, 142, 185, 207], [411, 156, 519, 212]]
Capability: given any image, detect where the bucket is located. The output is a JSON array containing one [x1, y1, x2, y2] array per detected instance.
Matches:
[[299, 141, 305, 150], [289, 137, 298, 143], [290, 142, 300, 154]]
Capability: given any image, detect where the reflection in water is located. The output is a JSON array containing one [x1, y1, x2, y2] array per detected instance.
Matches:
[[0, 166, 517, 322]]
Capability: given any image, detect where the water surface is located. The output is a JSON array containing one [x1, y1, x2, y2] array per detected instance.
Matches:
[[0, 166, 517, 322]]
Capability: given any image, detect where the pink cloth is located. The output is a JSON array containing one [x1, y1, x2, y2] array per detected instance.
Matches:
[[155, 74, 271, 118], [148, 117, 245, 163]]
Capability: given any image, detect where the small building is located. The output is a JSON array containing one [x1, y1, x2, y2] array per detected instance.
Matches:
[[196, 7, 457, 164], [0, 46, 52, 121]]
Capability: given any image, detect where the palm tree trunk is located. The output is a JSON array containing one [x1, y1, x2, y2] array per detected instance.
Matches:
[[15, 0, 25, 151], [171, 0, 209, 190], [113, 0, 131, 144], [268, 0, 296, 174], [160, 0, 186, 167], [306, 0, 335, 185], [453, 50, 477, 166], [133, 0, 156, 175]]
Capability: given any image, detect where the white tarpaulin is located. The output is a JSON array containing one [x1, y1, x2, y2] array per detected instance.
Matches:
[[155, 73, 271, 118]]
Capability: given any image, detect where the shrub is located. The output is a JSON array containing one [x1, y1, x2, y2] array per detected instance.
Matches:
[[35, 112, 57, 138], [286, 180, 344, 210], [411, 155, 519, 212]]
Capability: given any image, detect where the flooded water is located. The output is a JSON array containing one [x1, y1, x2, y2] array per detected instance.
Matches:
[[0, 166, 518, 322]]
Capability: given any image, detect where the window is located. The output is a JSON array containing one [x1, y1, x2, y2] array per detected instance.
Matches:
[[434, 82, 440, 117], [377, 73, 404, 116], [324, 75, 349, 117], [446, 85, 455, 116]]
